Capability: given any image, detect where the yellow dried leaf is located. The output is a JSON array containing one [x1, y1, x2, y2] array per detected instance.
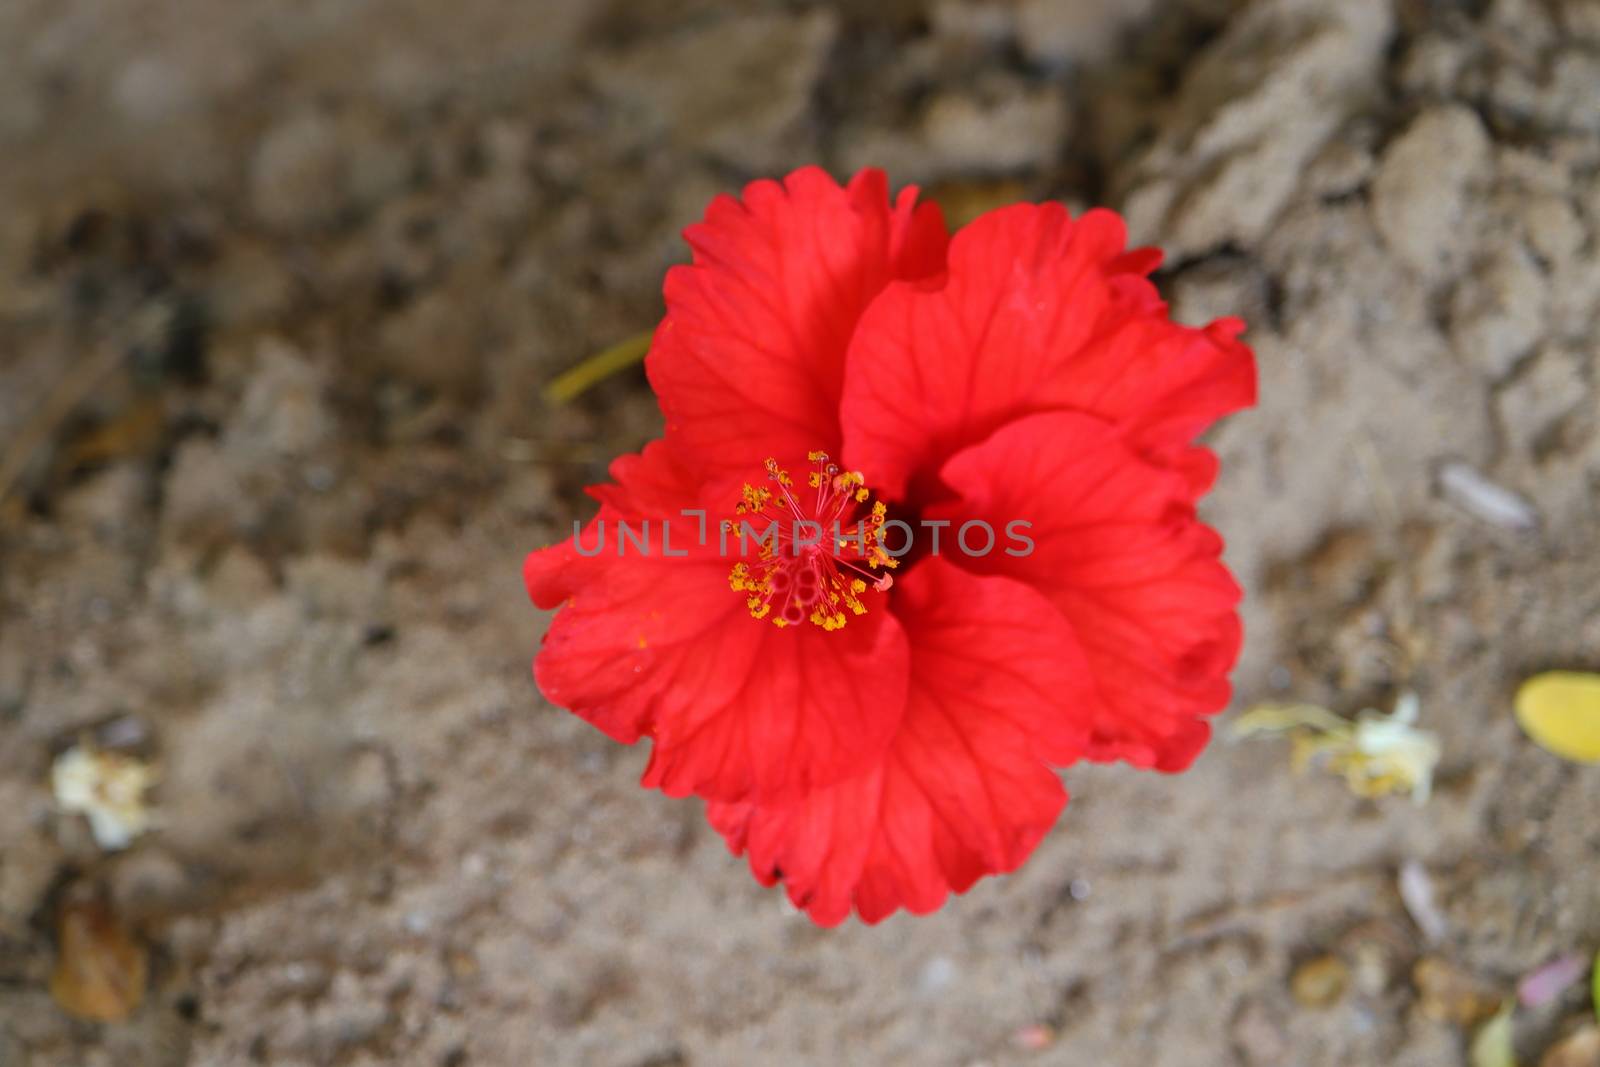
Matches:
[[1469, 1001, 1517, 1067], [50, 898, 147, 1023], [1514, 671, 1600, 764]]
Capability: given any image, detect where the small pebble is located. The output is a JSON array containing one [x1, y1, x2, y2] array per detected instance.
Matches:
[[916, 956, 957, 996], [1013, 1024, 1055, 1051], [1291, 956, 1350, 1008], [1541, 1026, 1600, 1067], [1414, 957, 1499, 1025]]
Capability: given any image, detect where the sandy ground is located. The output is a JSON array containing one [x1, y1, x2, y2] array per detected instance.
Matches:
[[2, 0, 1599, 1064]]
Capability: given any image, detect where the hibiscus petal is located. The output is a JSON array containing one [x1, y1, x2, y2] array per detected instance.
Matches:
[[840, 202, 1255, 502], [524, 440, 911, 802], [935, 410, 1243, 772], [638, 608, 911, 803], [707, 558, 1094, 925], [648, 167, 947, 481], [522, 440, 706, 610]]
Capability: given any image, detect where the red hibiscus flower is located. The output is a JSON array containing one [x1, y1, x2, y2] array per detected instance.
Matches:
[[523, 167, 1255, 925]]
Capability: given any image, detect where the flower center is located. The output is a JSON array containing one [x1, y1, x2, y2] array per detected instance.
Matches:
[[727, 452, 897, 630]]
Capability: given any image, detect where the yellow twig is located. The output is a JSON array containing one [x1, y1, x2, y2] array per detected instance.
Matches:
[[542, 330, 652, 405], [0, 344, 125, 506]]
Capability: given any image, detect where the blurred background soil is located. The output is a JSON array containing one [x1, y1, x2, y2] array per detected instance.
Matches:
[[2, 0, 1599, 1064]]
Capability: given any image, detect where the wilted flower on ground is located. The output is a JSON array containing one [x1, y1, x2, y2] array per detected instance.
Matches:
[[524, 167, 1255, 924], [51, 743, 157, 851], [1233, 692, 1441, 804]]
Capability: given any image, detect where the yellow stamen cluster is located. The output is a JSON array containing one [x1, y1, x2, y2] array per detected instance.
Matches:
[[863, 500, 898, 572], [734, 483, 772, 515], [726, 452, 896, 632]]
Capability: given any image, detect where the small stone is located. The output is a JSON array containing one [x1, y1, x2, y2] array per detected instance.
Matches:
[[0, 783, 61, 935], [1414, 957, 1501, 1026], [1450, 245, 1547, 381], [1541, 1026, 1600, 1067], [929, 0, 1016, 50], [916, 955, 958, 996], [111, 57, 196, 125], [1338, 921, 1411, 997], [1521, 195, 1584, 265], [920, 85, 1068, 175], [110, 848, 199, 922], [267, 960, 331, 1000], [1564, 0, 1600, 45], [1371, 106, 1492, 280], [251, 112, 345, 230], [1013, 1023, 1056, 1051], [309, 989, 392, 1058], [1398, 35, 1476, 98], [1497, 345, 1589, 452], [224, 338, 335, 462], [1120, 0, 1394, 256], [1231, 1000, 1290, 1066], [376, 288, 484, 395], [1290, 955, 1350, 1008], [57, 463, 149, 535], [206, 546, 276, 612], [1016, 0, 1156, 68], [587, 11, 838, 172], [1305, 136, 1377, 200]]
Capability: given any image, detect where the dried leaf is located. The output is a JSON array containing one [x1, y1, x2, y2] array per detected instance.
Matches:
[[50, 897, 147, 1022], [1470, 1001, 1517, 1067], [1515, 672, 1600, 765], [64, 399, 165, 468]]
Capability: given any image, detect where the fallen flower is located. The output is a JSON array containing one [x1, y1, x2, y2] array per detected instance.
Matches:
[[1232, 692, 1441, 804], [524, 166, 1255, 924], [1515, 671, 1600, 765], [1519, 953, 1591, 1010], [51, 743, 157, 850]]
